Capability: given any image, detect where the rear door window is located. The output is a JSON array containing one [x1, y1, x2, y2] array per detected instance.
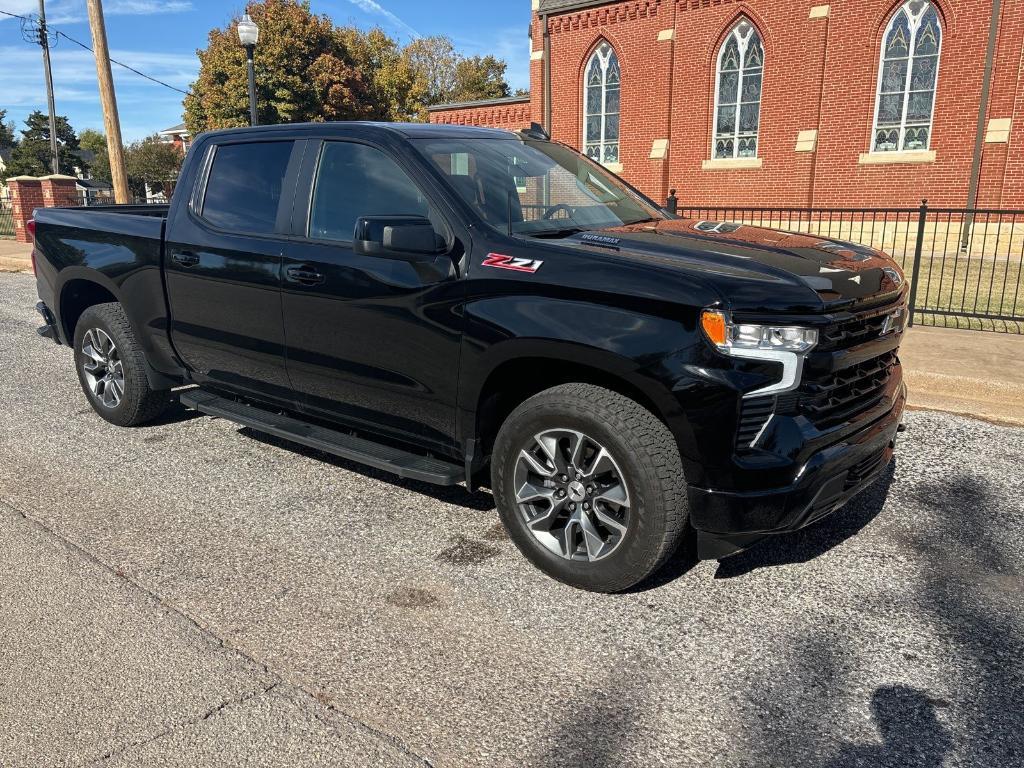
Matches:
[[201, 141, 294, 234]]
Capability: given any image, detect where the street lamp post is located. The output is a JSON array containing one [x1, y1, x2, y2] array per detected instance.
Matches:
[[237, 14, 259, 126]]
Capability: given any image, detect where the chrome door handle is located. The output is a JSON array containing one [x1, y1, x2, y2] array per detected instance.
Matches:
[[285, 265, 325, 286], [171, 251, 200, 267]]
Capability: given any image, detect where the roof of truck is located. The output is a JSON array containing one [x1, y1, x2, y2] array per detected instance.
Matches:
[[197, 122, 519, 142]]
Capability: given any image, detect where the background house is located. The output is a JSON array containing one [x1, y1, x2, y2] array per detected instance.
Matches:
[[157, 123, 191, 154], [429, 0, 1023, 209], [0, 147, 11, 197]]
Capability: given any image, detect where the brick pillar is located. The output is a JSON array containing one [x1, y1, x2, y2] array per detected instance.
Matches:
[[6, 177, 43, 243], [40, 174, 80, 208]]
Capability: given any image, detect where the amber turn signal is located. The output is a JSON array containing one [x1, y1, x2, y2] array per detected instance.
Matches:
[[700, 309, 728, 347]]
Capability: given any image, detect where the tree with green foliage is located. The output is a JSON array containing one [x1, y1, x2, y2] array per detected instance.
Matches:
[[184, 0, 371, 132], [125, 135, 183, 198], [451, 55, 510, 102], [79, 129, 111, 182], [5, 111, 83, 177], [183, 1, 516, 131], [402, 35, 459, 106], [402, 39, 514, 109], [0, 109, 16, 151], [337, 26, 424, 122]]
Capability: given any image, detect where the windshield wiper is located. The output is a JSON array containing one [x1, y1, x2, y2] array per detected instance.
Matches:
[[527, 226, 588, 239]]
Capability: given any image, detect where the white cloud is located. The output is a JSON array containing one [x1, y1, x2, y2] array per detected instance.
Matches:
[[0, 1, 193, 25], [0, 43, 197, 140], [343, 0, 420, 40]]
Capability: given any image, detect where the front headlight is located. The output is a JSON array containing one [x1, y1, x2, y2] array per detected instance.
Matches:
[[700, 309, 819, 397]]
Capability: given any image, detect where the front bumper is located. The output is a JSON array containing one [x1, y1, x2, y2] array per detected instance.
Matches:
[[688, 380, 907, 560]]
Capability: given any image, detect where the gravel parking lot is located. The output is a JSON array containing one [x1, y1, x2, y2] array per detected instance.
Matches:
[[2, 271, 1023, 767]]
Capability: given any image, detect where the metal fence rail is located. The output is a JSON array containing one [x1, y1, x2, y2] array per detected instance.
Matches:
[[678, 201, 1024, 333], [0, 191, 13, 239]]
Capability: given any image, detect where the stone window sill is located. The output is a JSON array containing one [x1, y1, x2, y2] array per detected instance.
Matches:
[[701, 157, 763, 170], [602, 162, 624, 174], [858, 150, 936, 165]]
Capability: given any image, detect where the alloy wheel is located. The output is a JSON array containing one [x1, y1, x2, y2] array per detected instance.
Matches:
[[80, 328, 125, 409], [513, 429, 631, 561]]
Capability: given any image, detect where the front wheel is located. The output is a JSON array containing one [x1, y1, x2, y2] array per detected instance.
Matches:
[[73, 302, 170, 427], [492, 383, 688, 592]]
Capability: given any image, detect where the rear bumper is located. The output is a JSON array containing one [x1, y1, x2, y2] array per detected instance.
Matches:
[[688, 381, 906, 560], [36, 301, 60, 344]]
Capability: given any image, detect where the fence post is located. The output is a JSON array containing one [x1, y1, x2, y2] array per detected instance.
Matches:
[[666, 189, 678, 216], [907, 198, 928, 327]]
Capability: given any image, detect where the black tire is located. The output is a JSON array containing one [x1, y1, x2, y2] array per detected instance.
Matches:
[[73, 302, 170, 427], [492, 383, 687, 592]]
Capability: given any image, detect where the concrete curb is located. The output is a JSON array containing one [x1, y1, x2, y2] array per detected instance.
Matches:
[[0, 255, 32, 273]]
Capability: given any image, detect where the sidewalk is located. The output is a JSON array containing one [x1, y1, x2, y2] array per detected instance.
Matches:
[[0, 240, 32, 272], [902, 324, 1024, 427]]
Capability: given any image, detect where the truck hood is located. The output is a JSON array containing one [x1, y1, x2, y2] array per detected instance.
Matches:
[[563, 218, 907, 313]]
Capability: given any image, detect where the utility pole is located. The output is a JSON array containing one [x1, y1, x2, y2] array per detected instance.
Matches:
[[86, 0, 130, 203], [37, 0, 60, 174]]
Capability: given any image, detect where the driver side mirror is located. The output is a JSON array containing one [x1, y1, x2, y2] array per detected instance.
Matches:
[[353, 216, 444, 261]]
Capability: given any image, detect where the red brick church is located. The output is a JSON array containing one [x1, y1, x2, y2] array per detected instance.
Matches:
[[428, 0, 1024, 209]]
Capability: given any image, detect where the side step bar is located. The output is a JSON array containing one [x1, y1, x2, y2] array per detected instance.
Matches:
[[179, 389, 463, 486]]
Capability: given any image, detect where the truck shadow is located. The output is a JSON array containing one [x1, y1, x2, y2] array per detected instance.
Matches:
[[731, 472, 1023, 766], [713, 460, 896, 579], [821, 685, 952, 768], [146, 397, 204, 427]]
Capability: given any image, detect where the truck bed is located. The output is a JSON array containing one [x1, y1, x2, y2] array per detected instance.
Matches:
[[31, 204, 175, 375]]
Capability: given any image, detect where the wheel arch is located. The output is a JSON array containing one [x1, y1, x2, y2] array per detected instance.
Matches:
[[57, 269, 183, 390], [466, 341, 687, 462], [58, 271, 122, 345]]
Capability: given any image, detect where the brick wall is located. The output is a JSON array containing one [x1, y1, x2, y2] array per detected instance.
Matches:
[[430, 0, 1024, 209], [6, 178, 43, 244], [429, 98, 534, 130]]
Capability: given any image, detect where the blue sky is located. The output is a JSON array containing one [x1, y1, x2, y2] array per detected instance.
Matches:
[[0, 0, 531, 141]]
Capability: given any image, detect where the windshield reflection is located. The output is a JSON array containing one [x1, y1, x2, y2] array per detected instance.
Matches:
[[412, 137, 664, 238]]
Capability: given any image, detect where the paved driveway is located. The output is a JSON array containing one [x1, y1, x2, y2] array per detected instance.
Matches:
[[2, 272, 1022, 767]]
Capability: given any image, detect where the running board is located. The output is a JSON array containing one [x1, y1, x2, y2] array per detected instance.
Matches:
[[179, 389, 463, 486]]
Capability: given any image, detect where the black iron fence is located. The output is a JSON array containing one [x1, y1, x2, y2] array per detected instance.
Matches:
[[0, 191, 13, 239], [678, 201, 1024, 333]]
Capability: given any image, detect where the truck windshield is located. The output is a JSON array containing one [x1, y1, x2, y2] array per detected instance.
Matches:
[[411, 137, 664, 237]]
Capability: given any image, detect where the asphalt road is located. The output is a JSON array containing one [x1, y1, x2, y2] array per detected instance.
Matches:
[[2, 271, 1023, 767]]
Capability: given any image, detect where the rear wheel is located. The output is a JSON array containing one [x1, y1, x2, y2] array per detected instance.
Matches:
[[73, 303, 170, 426], [492, 383, 687, 592]]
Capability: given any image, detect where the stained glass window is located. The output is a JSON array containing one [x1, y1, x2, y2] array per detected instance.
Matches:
[[713, 20, 763, 160], [872, 1, 941, 152], [583, 42, 621, 165]]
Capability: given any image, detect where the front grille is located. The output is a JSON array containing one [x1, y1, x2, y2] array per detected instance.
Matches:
[[735, 351, 899, 451], [799, 351, 898, 430], [818, 302, 902, 352], [737, 396, 775, 448], [735, 301, 905, 451]]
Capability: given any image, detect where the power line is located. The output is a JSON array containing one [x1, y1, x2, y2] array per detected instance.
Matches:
[[0, 8, 191, 96], [56, 30, 190, 96]]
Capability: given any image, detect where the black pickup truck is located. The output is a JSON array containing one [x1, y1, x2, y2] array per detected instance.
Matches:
[[31, 122, 908, 591]]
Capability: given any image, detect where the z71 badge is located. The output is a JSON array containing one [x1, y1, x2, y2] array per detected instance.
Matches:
[[482, 253, 544, 273]]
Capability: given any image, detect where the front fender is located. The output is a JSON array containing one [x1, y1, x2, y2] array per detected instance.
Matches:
[[457, 294, 707, 465]]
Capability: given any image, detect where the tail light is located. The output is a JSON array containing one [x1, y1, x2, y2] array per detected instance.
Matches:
[[27, 219, 37, 275]]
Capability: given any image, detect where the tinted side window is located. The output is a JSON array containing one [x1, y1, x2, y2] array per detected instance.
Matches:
[[309, 142, 429, 242], [201, 141, 294, 233]]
